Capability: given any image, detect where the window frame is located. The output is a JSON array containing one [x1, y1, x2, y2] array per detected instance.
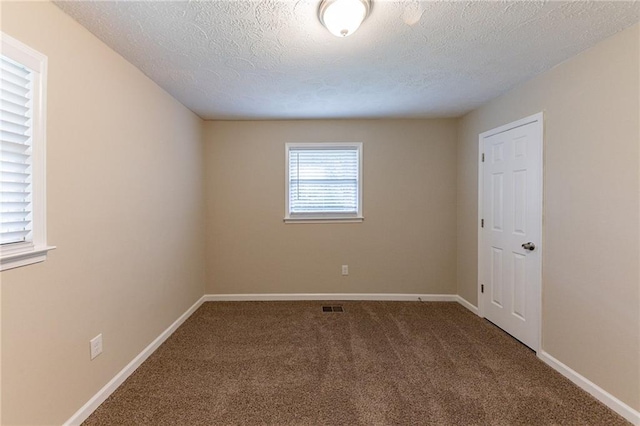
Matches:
[[284, 142, 363, 223], [1, 32, 55, 271]]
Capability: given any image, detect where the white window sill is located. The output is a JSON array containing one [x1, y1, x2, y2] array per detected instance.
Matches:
[[0, 245, 56, 271], [284, 217, 364, 224]]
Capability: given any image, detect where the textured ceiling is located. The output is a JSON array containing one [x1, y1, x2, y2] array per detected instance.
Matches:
[[54, 1, 640, 120]]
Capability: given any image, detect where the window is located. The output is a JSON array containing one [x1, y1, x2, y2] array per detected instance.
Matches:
[[285, 142, 363, 223], [1, 33, 54, 271]]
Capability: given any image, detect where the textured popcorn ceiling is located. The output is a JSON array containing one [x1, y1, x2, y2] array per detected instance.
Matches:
[[54, 1, 640, 120]]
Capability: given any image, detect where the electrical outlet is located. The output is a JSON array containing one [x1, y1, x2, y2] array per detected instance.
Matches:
[[341, 265, 349, 276], [90, 334, 103, 360]]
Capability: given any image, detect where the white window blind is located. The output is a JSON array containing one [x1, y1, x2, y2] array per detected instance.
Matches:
[[0, 32, 53, 271], [0, 55, 33, 246], [286, 143, 362, 221]]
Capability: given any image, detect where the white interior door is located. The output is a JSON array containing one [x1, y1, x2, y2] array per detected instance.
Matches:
[[479, 113, 543, 351]]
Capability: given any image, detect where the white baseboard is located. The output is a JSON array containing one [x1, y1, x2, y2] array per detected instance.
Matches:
[[203, 293, 459, 302], [455, 295, 480, 315], [63, 295, 206, 426], [65, 294, 637, 426], [538, 350, 640, 425], [61, 293, 462, 425]]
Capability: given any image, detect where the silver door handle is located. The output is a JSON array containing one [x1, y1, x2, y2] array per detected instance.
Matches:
[[522, 242, 536, 251]]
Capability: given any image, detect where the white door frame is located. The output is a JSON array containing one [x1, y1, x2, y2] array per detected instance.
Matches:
[[477, 112, 544, 351]]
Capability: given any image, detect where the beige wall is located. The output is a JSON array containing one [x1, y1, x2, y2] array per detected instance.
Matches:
[[204, 119, 457, 296], [0, 2, 206, 424], [1, 0, 637, 423], [457, 24, 639, 410]]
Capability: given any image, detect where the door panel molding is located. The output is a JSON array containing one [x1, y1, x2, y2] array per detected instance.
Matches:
[[478, 112, 543, 352]]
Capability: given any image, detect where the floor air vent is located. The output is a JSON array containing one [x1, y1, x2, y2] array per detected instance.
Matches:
[[322, 306, 344, 313]]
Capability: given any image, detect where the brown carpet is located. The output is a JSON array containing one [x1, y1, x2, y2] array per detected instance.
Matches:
[[83, 301, 628, 425]]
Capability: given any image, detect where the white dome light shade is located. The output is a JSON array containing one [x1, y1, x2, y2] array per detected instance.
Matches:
[[319, 0, 371, 37]]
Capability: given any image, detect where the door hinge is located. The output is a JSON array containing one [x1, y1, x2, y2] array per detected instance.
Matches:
[[481, 153, 485, 162], [481, 219, 484, 228], [481, 284, 484, 293]]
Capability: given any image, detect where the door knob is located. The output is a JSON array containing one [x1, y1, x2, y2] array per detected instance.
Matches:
[[522, 242, 536, 251]]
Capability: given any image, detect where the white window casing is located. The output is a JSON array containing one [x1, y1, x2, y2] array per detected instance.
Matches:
[[285, 142, 363, 223], [1, 32, 54, 271]]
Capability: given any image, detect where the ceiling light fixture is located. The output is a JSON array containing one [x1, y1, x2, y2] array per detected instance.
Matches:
[[319, 0, 371, 38]]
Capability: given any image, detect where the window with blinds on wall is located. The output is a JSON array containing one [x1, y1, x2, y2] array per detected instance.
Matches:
[[285, 143, 363, 222], [1, 55, 34, 246], [1, 32, 53, 271]]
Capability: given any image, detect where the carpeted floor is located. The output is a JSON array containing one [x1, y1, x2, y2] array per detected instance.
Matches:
[[83, 301, 629, 425]]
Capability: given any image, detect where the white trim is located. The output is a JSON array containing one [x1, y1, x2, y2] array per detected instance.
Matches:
[[63, 296, 206, 426], [61, 293, 469, 424], [0, 245, 56, 271], [477, 112, 545, 317], [538, 351, 640, 425], [62, 294, 638, 426], [284, 142, 363, 222], [203, 293, 458, 302], [0, 32, 46, 70], [0, 32, 52, 270], [479, 112, 545, 139], [477, 134, 484, 316], [284, 217, 364, 224], [477, 112, 544, 352], [455, 295, 480, 315]]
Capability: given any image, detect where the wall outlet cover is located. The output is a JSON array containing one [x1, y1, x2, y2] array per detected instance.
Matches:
[[90, 334, 103, 360]]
